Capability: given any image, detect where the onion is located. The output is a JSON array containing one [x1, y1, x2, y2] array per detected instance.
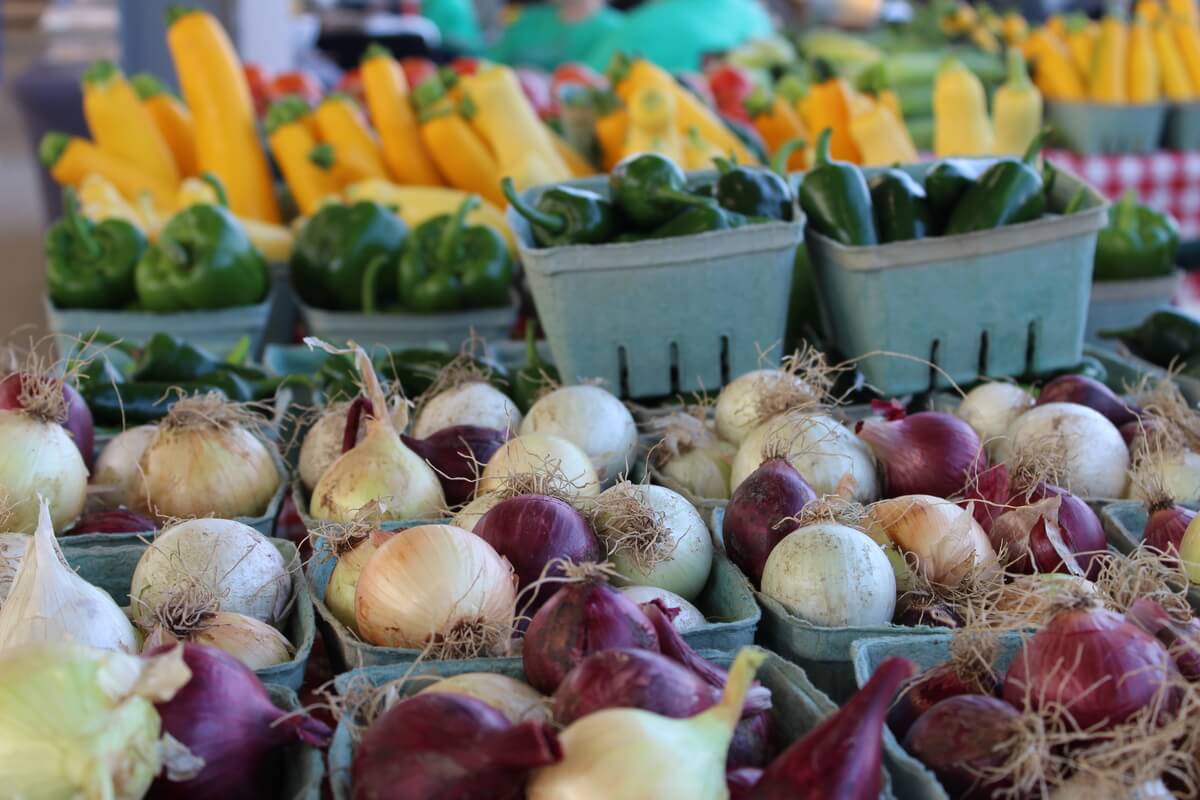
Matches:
[[0, 372, 94, 470], [453, 492, 503, 531], [522, 566, 659, 693], [1037, 373, 1140, 428], [64, 508, 156, 536], [474, 494, 603, 621], [956, 382, 1034, 458], [298, 401, 407, 492], [131, 396, 281, 521], [731, 411, 878, 502], [856, 411, 987, 499], [988, 486, 1106, 579], [1144, 502, 1197, 562], [888, 645, 998, 738], [761, 522, 896, 627], [1130, 450, 1200, 504], [593, 482, 713, 600], [0, 406, 88, 533], [728, 768, 762, 799], [143, 611, 292, 670], [715, 368, 814, 445], [147, 643, 331, 800], [957, 462, 1012, 533], [992, 573, 1101, 626], [1179, 515, 1200, 582], [1125, 598, 1200, 681], [417, 673, 552, 724], [326, 537, 378, 634], [1051, 777, 1172, 799], [520, 385, 638, 484], [354, 524, 517, 653], [479, 434, 600, 498], [647, 409, 736, 500], [413, 380, 522, 438], [353, 691, 560, 800], [130, 518, 291, 628], [618, 585, 706, 632], [92, 425, 156, 509], [868, 495, 998, 588], [0, 533, 27, 605], [1001, 402, 1129, 498], [902, 694, 1019, 799], [402, 425, 511, 507], [1003, 603, 1180, 729], [892, 593, 963, 628], [723, 456, 817, 587]]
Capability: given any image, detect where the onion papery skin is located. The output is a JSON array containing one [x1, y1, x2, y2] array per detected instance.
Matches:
[[1036, 373, 1140, 428], [402, 425, 511, 507], [92, 424, 157, 510], [522, 578, 659, 694], [903, 695, 1020, 800], [990, 485, 1106, 579], [1001, 403, 1129, 499], [0, 373, 94, 470], [957, 462, 1011, 534], [0, 410, 88, 532], [352, 691, 561, 800], [715, 368, 811, 446], [474, 494, 603, 624], [618, 585, 706, 632], [728, 767, 763, 800], [957, 382, 1034, 459], [64, 508, 156, 536], [413, 382, 522, 439], [326, 539, 377, 634], [888, 663, 994, 739], [724, 457, 817, 587], [856, 412, 987, 500], [1003, 605, 1181, 730], [731, 412, 878, 502], [453, 492, 503, 531], [1126, 598, 1200, 681], [1145, 504, 1197, 563], [868, 496, 997, 589], [520, 385, 639, 484], [479, 434, 600, 499], [418, 673, 552, 724], [147, 644, 331, 800]]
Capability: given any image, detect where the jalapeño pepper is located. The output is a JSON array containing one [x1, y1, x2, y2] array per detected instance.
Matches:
[[798, 128, 877, 246], [512, 322, 560, 413], [869, 168, 929, 243], [502, 177, 615, 247], [650, 201, 745, 238], [923, 159, 990, 233], [609, 153, 710, 229], [1101, 309, 1200, 367], [712, 151, 797, 222], [944, 130, 1049, 234]]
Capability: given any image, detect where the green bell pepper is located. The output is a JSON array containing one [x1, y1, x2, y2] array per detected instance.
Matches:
[[397, 196, 513, 312], [292, 201, 408, 311], [798, 128, 877, 246], [944, 130, 1049, 235], [609, 153, 710, 230], [502, 177, 615, 248], [512, 322, 560, 413], [135, 203, 268, 311], [869, 168, 929, 243], [923, 159, 990, 234], [46, 187, 145, 309], [1093, 191, 1180, 281], [1100, 309, 1200, 368], [712, 149, 797, 222]]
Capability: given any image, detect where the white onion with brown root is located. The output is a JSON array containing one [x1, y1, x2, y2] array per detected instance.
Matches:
[[955, 382, 1034, 458], [1000, 403, 1129, 498], [91, 425, 156, 510], [298, 400, 408, 492], [413, 381, 521, 438], [479, 434, 600, 498], [867, 495, 999, 589], [647, 409, 736, 500], [520, 385, 638, 484], [0, 383, 88, 533]]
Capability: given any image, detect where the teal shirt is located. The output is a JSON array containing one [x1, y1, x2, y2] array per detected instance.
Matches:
[[423, 0, 484, 53], [488, 6, 625, 70], [584, 0, 773, 72]]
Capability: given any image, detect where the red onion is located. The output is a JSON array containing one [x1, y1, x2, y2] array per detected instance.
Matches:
[[1037, 373, 1140, 428], [341, 395, 372, 454], [724, 457, 817, 587], [553, 648, 722, 724], [0, 372, 94, 469], [728, 768, 763, 800], [855, 411, 986, 500], [1120, 417, 1160, 448], [1003, 604, 1181, 730], [1126, 598, 1200, 681], [888, 661, 995, 739], [402, 425, 512, 507], [521, 572, 659, 693], [989, 484, 1106, 579], [352, 691, 561, 800], [474, 494, 603, 623], [957, 463, 1011, 534], [63, 508, 156, 536], [146, 644, 331, 800], [892, 594, 963, 628], [750, 656, 915, 799], [1144, 502, 1197, 563], [902, 694, 1020, 800]]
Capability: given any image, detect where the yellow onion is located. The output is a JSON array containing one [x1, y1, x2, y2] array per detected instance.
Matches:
[[451, 492, 504, 531], [326, 537, 379, 634], [417, 673, 551, 724], [298, 401, 408, 492], [867, 495, 998, 587], [479, 434, 600, 498], [0, 409, 87, 532], [92, 425, 157, 510], [143, 611, 292, 670]]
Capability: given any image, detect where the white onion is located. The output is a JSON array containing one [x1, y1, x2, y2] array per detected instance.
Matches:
[[451, 492, 503, 531], [520, 385, 638, 484], [326, 538, 378, 634], [479, 434, 600, 498], [130, 518, 291, 627], [730, 411, 878, 502], [144, 610, 292, 670], [761, 522, 896, 627], [1001, 402, 1129, 498], [418, 673, 551, 724], [595, 483, 713, 601], [0, 410, 88, 533], [1130, 449, 1200, 504], [617, 585, 707, 631], [659, 440, 737, 501], [92, 425, 157, 510], [956, 382, 1033, 458], [299, 401, 411, 492], [354, 524, 517, 651], [715, 368, 813, 445], [413, 382, 521, 438], [0, 534, 27, 606]]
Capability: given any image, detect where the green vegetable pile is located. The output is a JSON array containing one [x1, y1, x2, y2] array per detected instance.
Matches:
[[1093, 191, 1180, 282], [1102, 309, 1200, 377]]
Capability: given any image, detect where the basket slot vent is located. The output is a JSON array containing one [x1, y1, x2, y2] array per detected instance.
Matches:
[[1024, 321, 1038, 374], [928, 339, 941, 393], [617, 346, 630, 398], [719, 336, 731, 386], [669, 342, 680, 395], [978, 330, 990, 377]]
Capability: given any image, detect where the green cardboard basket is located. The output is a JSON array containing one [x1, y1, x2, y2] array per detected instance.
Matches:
[[59, 537, 315, 690], [1099, 501, 1200, 612], [1046, 100, 1169, 154], [1166, 102, 1200, 150], [1087, 339, 1200, 406], [325, 646, 940, 800], [266, 684, 326, 800], [805, 162, 1107, 396]]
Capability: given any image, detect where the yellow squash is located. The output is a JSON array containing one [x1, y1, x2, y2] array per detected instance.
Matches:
[[130, 73, 197, 178], [934, 58, 995, 156], [346, 180, 515, 253], [412, 78, 505, 207], [1172, 16, 1200, 96], [314, 94, 389, 182], [1135, 0, 1162, 23], [595, 106, 629, 172], [1129, 17, 1163, 102], [360, 44, 443, 186], [1155, 20, 1196, 99], [266, 99, 340, 216], [82, 60, 179, 187], [848, 93, 917, 167], [1167, 0, 1199, 27], [1026, 29, 1087, 100], [1091, 16, 1129, 102], [1064, 17, 1100, 79], [78, 174, 148, 232], [39, 133, 176, 209], [993, 50, 1044, 156]]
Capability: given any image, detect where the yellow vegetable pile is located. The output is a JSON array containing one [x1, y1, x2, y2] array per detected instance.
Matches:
[[933, 51, 1043, 157]]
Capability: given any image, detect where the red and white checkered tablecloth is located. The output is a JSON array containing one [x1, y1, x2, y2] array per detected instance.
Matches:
[[1046, 149, 1200, 238]]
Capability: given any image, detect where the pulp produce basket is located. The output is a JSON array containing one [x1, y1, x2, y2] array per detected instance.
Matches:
[[806, 162, 1108, 396], [1166, 102, 1200, 150], [1046, 101, 1169, 154], [59, 537, 315, 690], [1087, 340, 1200, 406], [294, 292, 518, 350], [508, 174, 804, 398], [1099, 501, 1200, 612], [326, 647, 940, 800], [1086, 273, 1181, 340], [265, 685, 326, 800]]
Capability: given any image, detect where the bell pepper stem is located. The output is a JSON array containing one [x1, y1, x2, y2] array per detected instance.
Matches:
[[199, 172, 229, 208], [438, 195, 481, 264], [501, 177, 567, 235], [770, 137, 806, 177], [361, 254, 390, 314], [814, 127, 834, 167], [1115, 190, 1140, 230], [62, 187, 102, 260], [309, 144, 335, 171]]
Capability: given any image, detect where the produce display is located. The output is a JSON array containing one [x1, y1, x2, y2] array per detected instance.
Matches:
[[1093, 191, 1182, 281]]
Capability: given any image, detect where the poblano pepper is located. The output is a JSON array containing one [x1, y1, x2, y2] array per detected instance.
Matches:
[[46, 187, 145, 309], [397, 196, 513, 312], [1100, 309, 1200, 367], [502, 177, 615, 247], [712, 146, 798, 222], [135, 203, 268, 311], [923, 159, 990, 233], [798, 128, 877, 246], [1093, 191, 1180, 281], [869, 168, 929, 243], [609, 152, 711, 229], [291, 201, 408, 311], [944, 130, 1049, 234]]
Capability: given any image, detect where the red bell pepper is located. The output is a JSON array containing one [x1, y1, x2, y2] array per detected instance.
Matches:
[[707, 63, 755, 125], [551, 62, 607, 92], [449, 57, 482, 76], [243, 64, 273, 117]]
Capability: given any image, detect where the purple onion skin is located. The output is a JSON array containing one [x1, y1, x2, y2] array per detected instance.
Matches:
[[1145, 505, 1197, 563], [958, 463, 1011, 534], [64, 508, 156, 536], [729, 768, 764, 800], [352, 692, 561, 800], [0, 373, 94, 470], [1127, 598, 1200, 682], [146, 644, 331, 800], [724, 458, 817, 587], [903, 695, 1021, 800], [553, 648, 720, 725], [1037, 374, 1140, 428], [402, 425, 511, 507], [856, 412, 987, 501], [522, 579, 659, 694], [993, 484, 1107, 579], [888, 663, 993, 740], [474, 495, 602, 624]]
